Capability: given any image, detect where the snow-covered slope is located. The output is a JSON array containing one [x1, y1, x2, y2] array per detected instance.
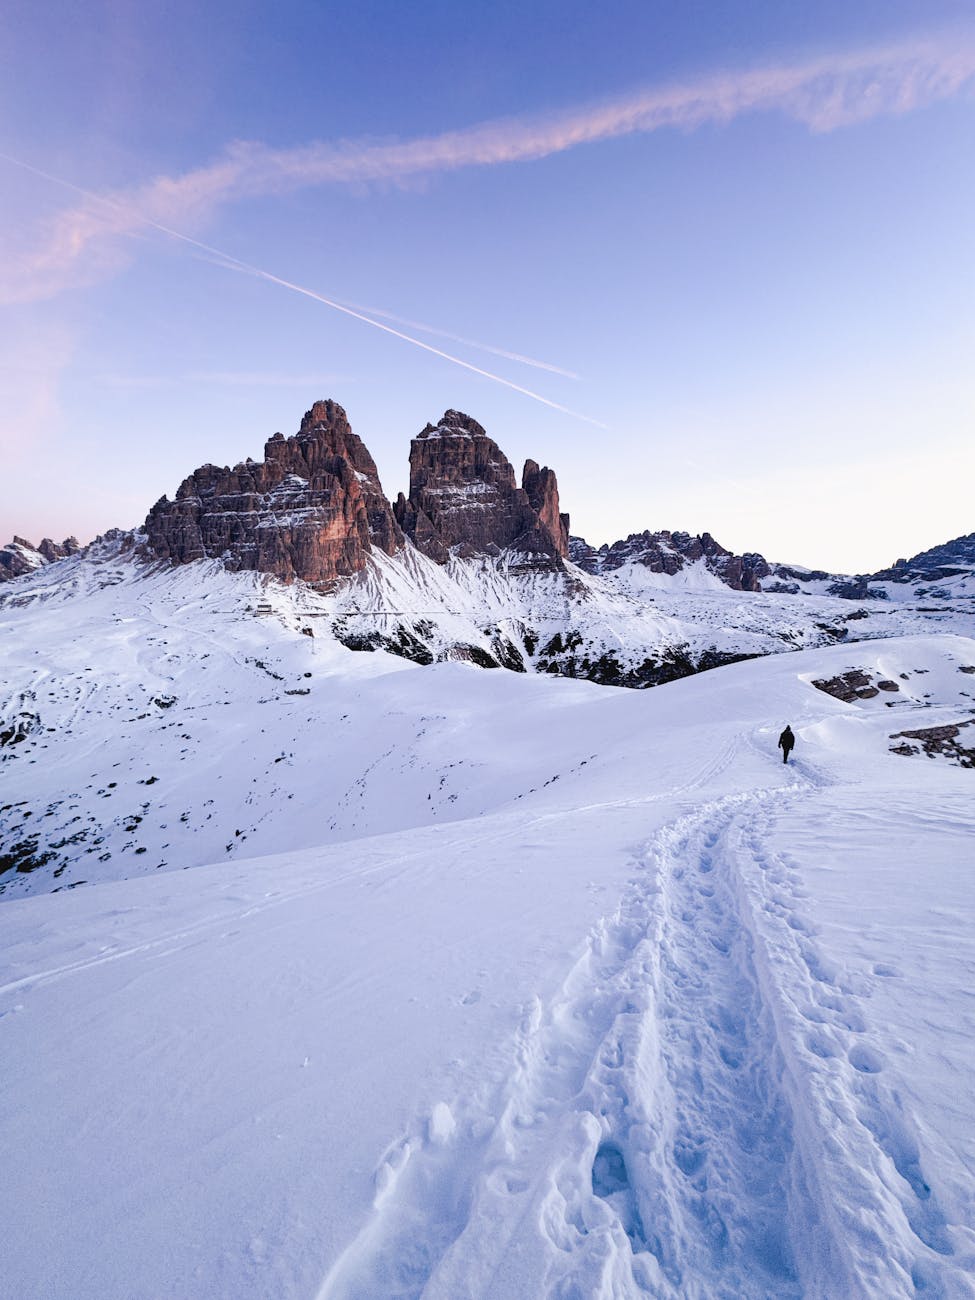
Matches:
[[1, 537, 972, 899], [335, 540, 974, 682], [2, 624, 974, 1298]]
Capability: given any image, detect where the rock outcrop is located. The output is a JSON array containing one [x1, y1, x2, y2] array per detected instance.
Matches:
[[0, 535, 80, 582], [144, 401, 402, 588], [874, 532, 975, 589], [570, 530, 770, 592], [393, 410, 569, 565], [522, 460, 570, 557], [889, 719, 975, 767]]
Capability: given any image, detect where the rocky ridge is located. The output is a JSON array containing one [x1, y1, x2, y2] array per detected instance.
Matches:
[[874, 532, 975, 593], [570, 530, 771, 591], [0, 535, 79, 583]]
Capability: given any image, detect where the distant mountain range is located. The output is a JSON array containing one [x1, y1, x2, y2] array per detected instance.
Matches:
[[2, 400, 972, 687]]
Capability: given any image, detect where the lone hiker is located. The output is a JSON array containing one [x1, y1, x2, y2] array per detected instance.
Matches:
[[778, 725, 795, 764]]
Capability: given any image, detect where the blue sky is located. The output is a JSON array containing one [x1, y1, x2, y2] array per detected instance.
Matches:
[[1, 0, 973, 570]]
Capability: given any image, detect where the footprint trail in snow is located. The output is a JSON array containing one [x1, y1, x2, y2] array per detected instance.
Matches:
[[318, 789, 856, 1300]]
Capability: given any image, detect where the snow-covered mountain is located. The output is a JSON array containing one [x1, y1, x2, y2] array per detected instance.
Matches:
[[0, 397, 971, 896], [871, 530, 975, 600], [571, 525, 975, 605], [2, 398, 975, 1297]]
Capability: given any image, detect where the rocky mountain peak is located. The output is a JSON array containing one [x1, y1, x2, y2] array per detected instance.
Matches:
[[417, 410, 489, 440], [393, 411, 568, 564], [873, 531, 975, 587], [522, 460, 570, 558], [297, 399, 348, 436], [144, 400, 402, 589]]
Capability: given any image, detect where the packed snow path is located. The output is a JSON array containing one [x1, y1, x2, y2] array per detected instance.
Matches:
[[318, 785, 825, 1300], [319, 763, 973, 1298]]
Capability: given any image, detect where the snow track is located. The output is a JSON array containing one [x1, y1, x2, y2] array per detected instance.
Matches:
[[319, 786, 858, 1300]]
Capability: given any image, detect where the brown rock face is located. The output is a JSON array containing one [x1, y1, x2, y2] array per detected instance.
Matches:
[[523, 460, 570, 557], [144, 400, 402, 588], [393, 410, 569, 564], [0, 535, 80, 582], [889, 718, 975, 767], [811, 669, 880, 702]]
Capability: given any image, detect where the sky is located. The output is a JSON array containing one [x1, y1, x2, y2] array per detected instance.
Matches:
[[1, 0, 973, 573]]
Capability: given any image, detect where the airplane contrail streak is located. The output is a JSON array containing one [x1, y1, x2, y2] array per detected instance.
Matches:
[[0, 150, 601, 427], [202, 256, 606, 427], [335, 302, 580, 379]]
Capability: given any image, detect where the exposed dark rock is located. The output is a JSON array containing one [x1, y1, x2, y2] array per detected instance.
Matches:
[[814, 622, 849, 642], [144, 400, 402, 589], [536, 637, 759, 689], [491, 632, 527, 672], [331, 618, 435, 665], [874, 533, 975, 585], [0, 836, 56, 877], [812, 669, 881, 702], [771, 564, 831, 583], [0, 535, 80, 582], [446, 644, 501, 669], [394, 410, 568, 565], [889, 719, 975, 767], [569, 530, 771, 591], [827, 578, 889, 601]]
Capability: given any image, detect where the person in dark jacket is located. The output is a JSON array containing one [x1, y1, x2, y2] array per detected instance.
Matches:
[[778, 725, 795, 764]]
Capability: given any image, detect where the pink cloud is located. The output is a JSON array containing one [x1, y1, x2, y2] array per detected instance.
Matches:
[[2, 29, 974, 304]]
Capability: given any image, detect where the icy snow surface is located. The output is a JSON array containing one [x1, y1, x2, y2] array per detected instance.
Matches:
[[1, 547, 975, 1298]]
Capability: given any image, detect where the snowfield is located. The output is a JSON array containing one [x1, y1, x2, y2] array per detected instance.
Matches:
[[1, 550, 975, 1298]]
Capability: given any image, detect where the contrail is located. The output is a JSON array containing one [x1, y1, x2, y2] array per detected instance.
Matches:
[[200, 250, 605, 426], [336, 302, 580, 379], [0, 150, 602, 427]]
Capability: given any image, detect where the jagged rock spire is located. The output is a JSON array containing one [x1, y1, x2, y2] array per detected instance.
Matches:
[[393, 410, 569, 564], [144, 400, 402, 589]]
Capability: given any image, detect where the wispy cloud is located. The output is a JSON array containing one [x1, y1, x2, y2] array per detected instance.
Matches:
[[2, 29, 974, 306]]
